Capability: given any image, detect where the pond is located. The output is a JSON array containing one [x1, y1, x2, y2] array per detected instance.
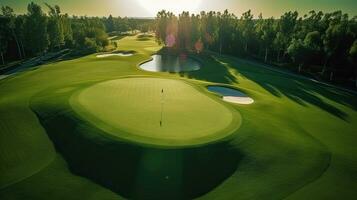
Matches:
[[207, 86, 254, 105], [139, 54, 201, 72]]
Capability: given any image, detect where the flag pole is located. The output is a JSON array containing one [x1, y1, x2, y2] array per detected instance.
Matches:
[[160, 88, 164, 127]]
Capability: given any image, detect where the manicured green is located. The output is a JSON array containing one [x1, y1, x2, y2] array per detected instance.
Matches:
[[71, 77, 240, 146], [0, 34, 357, 200]]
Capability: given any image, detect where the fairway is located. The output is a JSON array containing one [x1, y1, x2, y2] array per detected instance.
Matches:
[[71, 78, 241, 146], [0, 34, 356, 200]]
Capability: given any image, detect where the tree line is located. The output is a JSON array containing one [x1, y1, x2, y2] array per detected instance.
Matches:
[[0, 2, 154, 65], [155, 10, 357, 86]]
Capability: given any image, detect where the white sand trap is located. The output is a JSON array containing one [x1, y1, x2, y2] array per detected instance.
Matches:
[[96, 53, 133, 58], [223, 96, 254, 104], [208, 86, 254, 105]]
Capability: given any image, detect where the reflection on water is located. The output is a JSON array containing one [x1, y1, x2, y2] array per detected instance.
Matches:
[[140, 54, 201, 72]]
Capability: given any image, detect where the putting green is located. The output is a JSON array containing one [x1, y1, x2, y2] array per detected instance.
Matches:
[[70, 78, 241, 146]]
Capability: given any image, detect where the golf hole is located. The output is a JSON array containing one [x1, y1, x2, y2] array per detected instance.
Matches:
[[70, 78, 241, 146], [208, 86, 254, 105]]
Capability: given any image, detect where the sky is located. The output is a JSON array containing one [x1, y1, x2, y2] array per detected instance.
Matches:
[[1, 0, 356, 18]]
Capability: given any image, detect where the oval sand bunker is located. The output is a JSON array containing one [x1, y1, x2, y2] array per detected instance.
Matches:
[[208, 86, 254, 105], [96, 53, 133, 58], [140, 54, 201, 72], [70, 78, 241, 146]]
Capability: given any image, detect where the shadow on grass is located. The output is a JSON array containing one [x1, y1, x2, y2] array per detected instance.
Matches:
[[31, 89, 242, 199], [111, 50, 137, 54], [136, 38, 151, 41], [179, 53, 355, 121], [136, 34, 154, 41]]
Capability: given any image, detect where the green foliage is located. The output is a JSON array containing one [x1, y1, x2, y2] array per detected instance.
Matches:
[[71, 17, 108, 51], [350, 40, 357, 66], [84, 37, 98, 51], [240, 10, 254, 53], [350, 40, 357, 57], [0, 3, 116, 61], [61, 14, 73, 47], [0, 2, 356, 82], [178, 11, 191, 49], [45, 4, 64, 50], [24, 2, 49, 55], [154, 9, 357, 82], [259, 17, 276, 61], [304, 31, 322, 51], [288, 38, 309, 65], [0, 13, 10, 58], [103, 15, 149, 34], [155, 10, 177, 46]]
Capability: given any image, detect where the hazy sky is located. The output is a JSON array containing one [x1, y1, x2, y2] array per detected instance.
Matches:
[[1, 0, 356, 18]]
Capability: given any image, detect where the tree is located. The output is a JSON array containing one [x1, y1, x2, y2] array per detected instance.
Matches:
[[240, 10, 254, 53], [322, 11, 351, 75], [71, 17, 108, 51], [139, 23, 149, 34], [274, 32, 286, 62], [14, 15, 26, 58], [191, 14, 200, 51], [288, 38, 309, 72], [200, 11, 219, 50], [178, 11, 191, 49], [300, 11, 324, 37], [155, 10, 178, 47], [275, 11, 299, 62], [62, 14, 73, 47], [303, 31, 322, 66], [106, 14, 114, 32], [349, 40, 357, 87], [155, 10, 169, 45], [1, 6, 23, 59], [46, 4, 64, 50], [261, 17, 276, 62], [0, 17, 8, 65], [217, 10, 236, 54], [24, 2, 49, 55]]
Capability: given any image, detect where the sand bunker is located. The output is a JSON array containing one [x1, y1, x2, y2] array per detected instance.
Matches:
[[208, 86, 254, 105], [96, 53, 133, 58]]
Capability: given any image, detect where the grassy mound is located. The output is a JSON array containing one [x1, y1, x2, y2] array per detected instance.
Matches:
[[30, 83, 241, 199], [70, 77, 241, 146]]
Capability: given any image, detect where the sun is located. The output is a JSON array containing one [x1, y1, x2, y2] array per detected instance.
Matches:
[[137, 0, 202, 15]]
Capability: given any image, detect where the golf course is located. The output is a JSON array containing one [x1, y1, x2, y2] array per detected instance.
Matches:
[[0, 33, 356, 199]]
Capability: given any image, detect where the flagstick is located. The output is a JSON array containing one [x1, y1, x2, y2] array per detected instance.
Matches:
[[160, 89, 164, 127]]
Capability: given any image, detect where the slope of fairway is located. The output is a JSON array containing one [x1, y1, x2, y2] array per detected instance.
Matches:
[[0, 155, 122, 200], [71, 77, 241, 146]]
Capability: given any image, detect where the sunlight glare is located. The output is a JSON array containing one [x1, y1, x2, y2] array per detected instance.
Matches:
[[137, 0, 202, 15]]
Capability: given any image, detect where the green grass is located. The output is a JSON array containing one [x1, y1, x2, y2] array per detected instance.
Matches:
[[70, 77, 241, 146], [0, 34, 356, 199]]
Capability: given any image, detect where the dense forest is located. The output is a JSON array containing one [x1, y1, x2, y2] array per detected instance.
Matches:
[[0, 2, 154, 64], [155, 10, 357, 87]]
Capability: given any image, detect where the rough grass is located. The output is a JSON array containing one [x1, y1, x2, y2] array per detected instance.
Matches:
[[0, 34, 356, 199]]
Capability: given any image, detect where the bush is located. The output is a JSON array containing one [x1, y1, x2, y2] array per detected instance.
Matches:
[[84, 37, 99, 52]]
